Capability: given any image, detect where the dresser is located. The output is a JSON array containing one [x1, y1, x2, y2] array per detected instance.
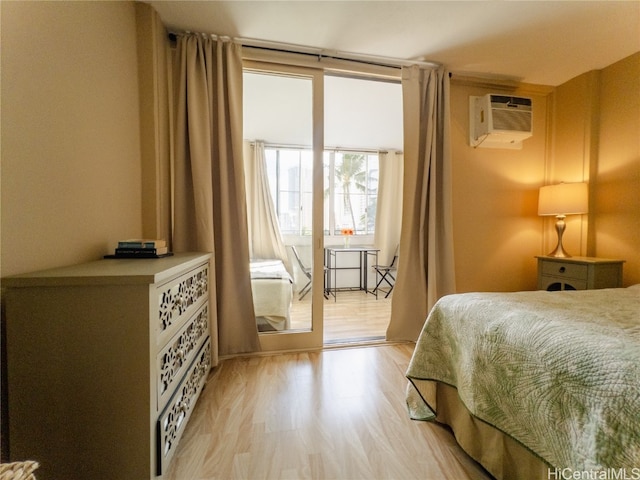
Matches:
[[3, 253, 212, 480], [536, 255, 624, 291]]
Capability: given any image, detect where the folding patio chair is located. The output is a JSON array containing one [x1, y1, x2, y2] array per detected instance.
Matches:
[[291, 245, 312, 300], [373, 248, 398, 298]]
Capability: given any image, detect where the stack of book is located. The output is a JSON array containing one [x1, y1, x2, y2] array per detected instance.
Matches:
[[109, 239, 171, 258]]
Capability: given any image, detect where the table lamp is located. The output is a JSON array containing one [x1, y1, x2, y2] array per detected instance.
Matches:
[[538, 182, 588, 258]]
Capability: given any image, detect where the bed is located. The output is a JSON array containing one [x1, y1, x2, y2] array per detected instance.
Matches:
[[250, 259, 293, 331], [406, 285, 640, 479]]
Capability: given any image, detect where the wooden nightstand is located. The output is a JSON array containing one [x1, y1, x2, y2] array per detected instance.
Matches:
[[536, 256, 624, 291]]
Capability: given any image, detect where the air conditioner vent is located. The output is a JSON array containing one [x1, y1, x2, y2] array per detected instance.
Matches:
[[492, 109, 532, 132]]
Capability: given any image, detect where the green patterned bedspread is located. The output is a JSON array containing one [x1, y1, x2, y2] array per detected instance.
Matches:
[[406, 285, 640, 470]]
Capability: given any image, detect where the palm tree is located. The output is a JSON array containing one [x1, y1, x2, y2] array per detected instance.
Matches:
[[334, 153, 367, 232]]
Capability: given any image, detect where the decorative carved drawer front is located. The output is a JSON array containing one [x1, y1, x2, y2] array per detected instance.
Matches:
[[157, 303, 209, 409], [157, 337, 211, 476], [157, 264, 208, 337]]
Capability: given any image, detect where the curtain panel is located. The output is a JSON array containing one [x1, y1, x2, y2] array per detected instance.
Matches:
[[374, 151, 403, 265], [243, 140, 293, 276], [387, 66, 456, 342], [172, 35, 260, 359]]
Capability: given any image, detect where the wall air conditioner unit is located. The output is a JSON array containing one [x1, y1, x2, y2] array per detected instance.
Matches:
[[469, 94, 532, 149]]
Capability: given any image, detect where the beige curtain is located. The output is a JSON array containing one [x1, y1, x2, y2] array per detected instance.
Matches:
[[374, 150, 403, 265], [387, 66, 456, 341], [243, 140, 293, 275], [172, 34, 260, 359]]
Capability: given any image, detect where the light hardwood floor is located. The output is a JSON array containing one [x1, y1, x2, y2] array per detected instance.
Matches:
[[290, 290, 392, 343], [165, 343, 492, 480]]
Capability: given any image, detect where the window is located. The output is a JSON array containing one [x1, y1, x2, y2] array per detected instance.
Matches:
[[265, 148, 313, 236], [324, 151, 378, 235], [264, 146, 379, 236]]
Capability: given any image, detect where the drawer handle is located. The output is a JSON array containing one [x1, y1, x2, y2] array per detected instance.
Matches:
[[559, 267, 566, 273]]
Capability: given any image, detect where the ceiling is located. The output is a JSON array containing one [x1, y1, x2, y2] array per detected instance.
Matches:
[[145, 1, 639, 86]]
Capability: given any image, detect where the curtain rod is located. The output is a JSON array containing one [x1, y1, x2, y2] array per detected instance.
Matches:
[[239, 37, 439, 70], [168, 31, 439, 70]]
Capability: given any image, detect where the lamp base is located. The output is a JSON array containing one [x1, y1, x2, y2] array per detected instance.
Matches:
[[547, 215, 572, 258], [547, 244, 572, 258]]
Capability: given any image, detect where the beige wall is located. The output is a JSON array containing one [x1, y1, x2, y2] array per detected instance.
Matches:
[[135, 3, 173, 243], [594, 53, 640, 285], [551, 53, 640, 286], [1, 1, 142, 277], [547, 71, 597, 258], [450, 80, 553, 292]]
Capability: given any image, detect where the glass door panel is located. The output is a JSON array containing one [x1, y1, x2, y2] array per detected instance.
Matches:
[[243, 63, 323, 351]]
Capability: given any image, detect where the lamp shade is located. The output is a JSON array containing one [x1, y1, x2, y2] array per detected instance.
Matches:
[[538, 182, 588, 216]]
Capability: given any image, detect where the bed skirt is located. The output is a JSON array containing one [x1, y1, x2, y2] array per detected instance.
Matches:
[[414, 380, 550, 480]]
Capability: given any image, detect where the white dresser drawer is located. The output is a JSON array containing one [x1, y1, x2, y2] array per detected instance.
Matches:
[[157, 263, 208, 342], [157, 337, 211, 476], [157, 303, 209, 410]]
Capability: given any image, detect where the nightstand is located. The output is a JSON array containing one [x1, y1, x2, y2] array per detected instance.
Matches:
[[536, 256, 624, 291]]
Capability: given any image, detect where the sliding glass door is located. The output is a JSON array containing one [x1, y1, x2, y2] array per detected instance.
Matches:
[[243, 62, 324, 351]]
